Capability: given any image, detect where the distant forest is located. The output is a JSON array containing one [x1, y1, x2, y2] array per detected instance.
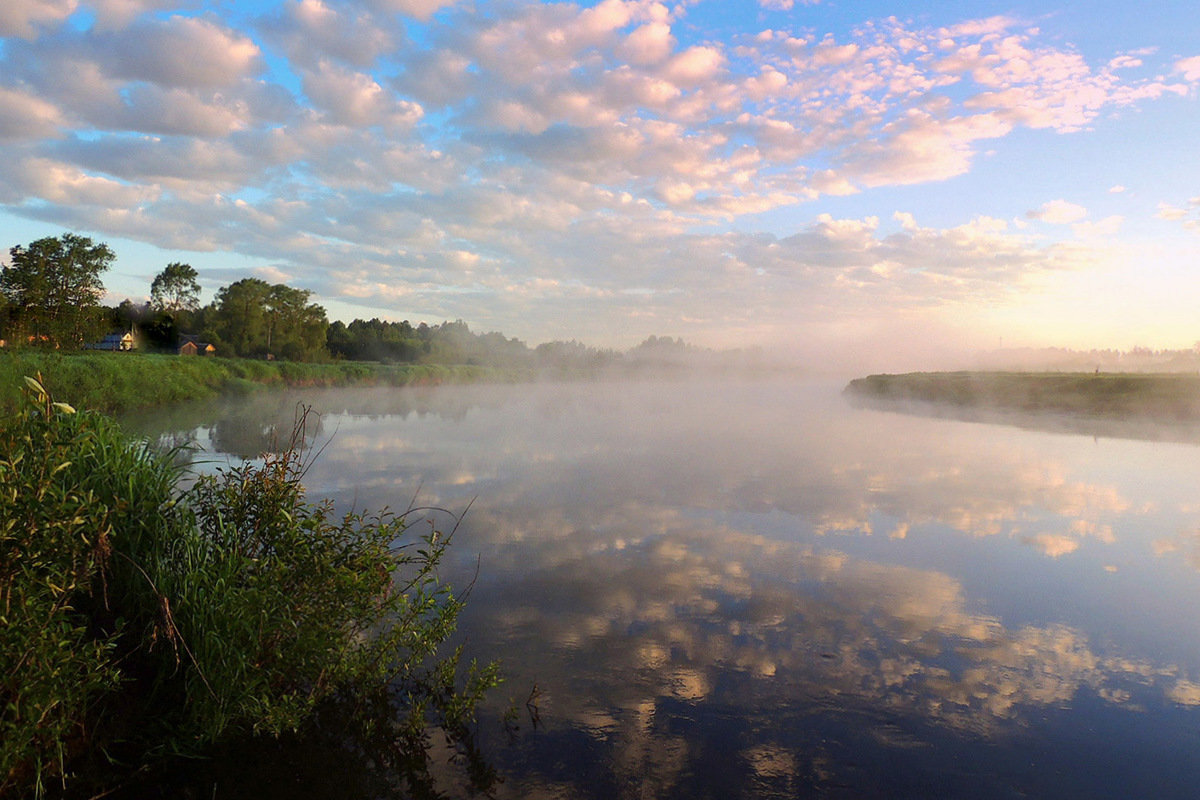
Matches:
[[972, 346, 1200, 373], [0, 233, 738, 370]]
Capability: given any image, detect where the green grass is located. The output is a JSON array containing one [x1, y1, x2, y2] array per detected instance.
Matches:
[[1, 378, 499, 797], [0, 351, 532, 415], [845, 371, 1200, 421]]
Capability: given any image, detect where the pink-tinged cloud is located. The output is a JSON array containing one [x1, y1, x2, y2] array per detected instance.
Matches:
[[0, 86, 65, 139], [841, 112, 1012, 186], [618, 21, 674, 64], [0, 0, 76, 39], [663, 45, 725, 87], [263, 0, 396, 68], [361, 0, 457, 21], [1156, 203, 1188, 221], [102, 16, 263, 89], [89, 0, 182, 31], [9, 157, 160, 207], [302, 60, 423, 128], [1176, 56, 1200, 81], [1028, 199, 1088, 224], [1023, 534, 1081, 558]]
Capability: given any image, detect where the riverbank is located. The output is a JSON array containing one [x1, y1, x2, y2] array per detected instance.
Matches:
[[845, 371, 1200, 422], [0, 351, 532, 415], [1, 379, 497, 797]]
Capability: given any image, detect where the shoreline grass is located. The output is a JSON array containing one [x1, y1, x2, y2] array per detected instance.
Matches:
[[845, 371, 1200, 421], [0, 351, 531, 415]]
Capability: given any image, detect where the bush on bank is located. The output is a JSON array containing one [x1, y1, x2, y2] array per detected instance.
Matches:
[[0, 377, 498, 797]]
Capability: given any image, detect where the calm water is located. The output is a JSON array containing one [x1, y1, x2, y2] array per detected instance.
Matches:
[[132, 377, 1200, 798]]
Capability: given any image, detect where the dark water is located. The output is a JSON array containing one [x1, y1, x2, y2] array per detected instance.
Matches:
[[130, 378, 1200, 798]]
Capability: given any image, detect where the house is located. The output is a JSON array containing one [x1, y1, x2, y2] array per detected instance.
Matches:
[[178, 334, 216, 356], [85, 331, 136, 351]]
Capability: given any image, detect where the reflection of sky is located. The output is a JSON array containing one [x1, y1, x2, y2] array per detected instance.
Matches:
[[150, 379, 1200, 797]]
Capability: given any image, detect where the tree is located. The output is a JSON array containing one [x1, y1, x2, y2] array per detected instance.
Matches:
[[150, 262, 201, 314], [207, 278, 271, 357], [0, 233, 114, 348], [206, 278, 328, 360]]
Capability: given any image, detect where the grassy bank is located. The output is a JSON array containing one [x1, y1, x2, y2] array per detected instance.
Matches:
[[0, 351, 530, 415], [1, 379, 497, 797], [845, 371, 1200, 421]]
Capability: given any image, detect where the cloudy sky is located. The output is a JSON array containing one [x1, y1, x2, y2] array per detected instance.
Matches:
[[1, 0, 1198, 356]]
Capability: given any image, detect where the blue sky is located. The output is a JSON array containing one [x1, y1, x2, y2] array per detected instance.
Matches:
[[1, 0, 1198, 359]]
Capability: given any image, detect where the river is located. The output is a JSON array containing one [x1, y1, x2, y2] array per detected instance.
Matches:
[[128, 376, 1200, 798]]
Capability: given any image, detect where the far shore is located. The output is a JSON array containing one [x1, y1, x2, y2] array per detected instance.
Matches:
[[844, 371, 1200, 440]]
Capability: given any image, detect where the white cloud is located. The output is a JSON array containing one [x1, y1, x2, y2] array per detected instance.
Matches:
[[1156, 202, 1188, 221], [842, 112, 1012, 186], [1023, 534, 1080, 558], [0, 0, 76, 39], [89, 0, 182, 30], [1028, 199, 1088, 224], [302, 60, 423, 128], [617, 21, 674, 65], [102, 16, 262, 89], [360, 0, 457, 20], [662, 45, 725, 87], [1072, 215, 1122, 239], [1176, 55, 1200, 81], [0, 86, 65, 139], [262, 0, 396, 68], [5, 156, 160, 207], [1156, 199, 1200, 232]]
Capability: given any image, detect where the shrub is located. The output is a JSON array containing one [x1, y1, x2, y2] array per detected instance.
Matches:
[[0, 378, 497, 797]]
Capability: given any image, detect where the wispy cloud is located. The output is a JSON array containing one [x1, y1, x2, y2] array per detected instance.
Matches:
[[1157, 197, 1200, 231]]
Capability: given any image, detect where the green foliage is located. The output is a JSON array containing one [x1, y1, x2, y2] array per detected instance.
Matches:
[[204, 278, 328, 361], [0, 378, 499, 797], [1, 376, 178, 795], [0, 352, 522, 416], [328, 318, 424, 362], [266, 283, 328, 362], [1, 234, 113, 349], [149, 263, 200, 315], [328, 317, 546, 368], [207, 278, 271, 357]]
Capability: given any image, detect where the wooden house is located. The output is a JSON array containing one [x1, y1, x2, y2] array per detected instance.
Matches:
[[178, 335, 216, 356], [85, 331, 136, 351]]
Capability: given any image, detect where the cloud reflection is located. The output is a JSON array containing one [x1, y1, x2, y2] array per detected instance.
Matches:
[[137, 379, 1200, 796]]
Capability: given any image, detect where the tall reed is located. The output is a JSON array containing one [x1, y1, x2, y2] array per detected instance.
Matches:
[[0, 376, 498, 797]]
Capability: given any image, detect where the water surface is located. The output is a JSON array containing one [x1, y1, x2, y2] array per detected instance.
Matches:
[[133, 377, 1200, 798]]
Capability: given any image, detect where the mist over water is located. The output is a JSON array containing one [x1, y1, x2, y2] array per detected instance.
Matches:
[[133, 377, 1200, 798]]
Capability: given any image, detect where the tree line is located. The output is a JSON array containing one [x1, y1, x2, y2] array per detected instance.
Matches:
[[0, 232, 704, 368]]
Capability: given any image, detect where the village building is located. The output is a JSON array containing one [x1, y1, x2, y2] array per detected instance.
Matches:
[[178, 334, 216, 356], [85, 331, 137, 351]]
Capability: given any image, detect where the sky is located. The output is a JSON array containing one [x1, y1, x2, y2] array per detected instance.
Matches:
[[1, 0, 1199, 359]]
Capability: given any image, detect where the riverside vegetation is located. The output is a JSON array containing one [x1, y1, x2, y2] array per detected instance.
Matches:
[[845, 371, 1200, 421], [0, 376, 500, 798], [0, 351, 524, 416]]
